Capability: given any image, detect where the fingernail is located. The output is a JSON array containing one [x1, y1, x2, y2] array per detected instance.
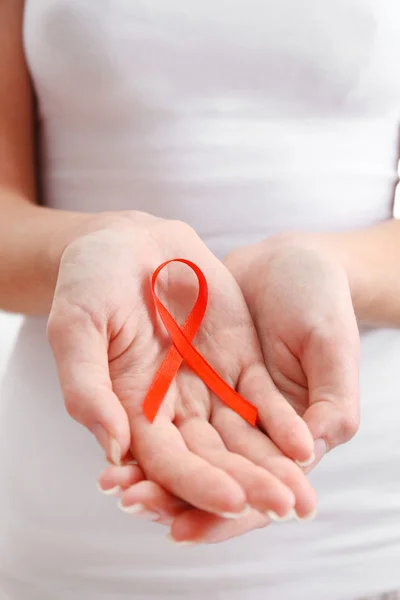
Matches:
[[97, 481, 121, 497], [106, 454, 135, 467], [218, 504, 252, 520], [117, 500, 159, 521], [296, 439, 327, 469], [110, 438, 122, 466], [294, 508, 317, 522], [314, 438, 327, 463], [167, 534, 197, 546], [266, 509, 296, 522], [92, 424, 121, 465], [295, 452, 315, 468]]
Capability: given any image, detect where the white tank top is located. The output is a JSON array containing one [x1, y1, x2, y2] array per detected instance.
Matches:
[[1, 1, 400, 599]]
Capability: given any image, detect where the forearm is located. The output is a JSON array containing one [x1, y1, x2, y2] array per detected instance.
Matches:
[[0, 191, 94, 314], [0, 2, 95, 315]]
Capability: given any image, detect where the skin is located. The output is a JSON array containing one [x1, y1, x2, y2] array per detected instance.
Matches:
[[99, 235, 361, 542], [48, 215, 317, 520], [2, 0, 400, 543]]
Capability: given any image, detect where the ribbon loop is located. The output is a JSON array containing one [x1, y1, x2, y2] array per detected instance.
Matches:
[[142, 259, 258, 426]]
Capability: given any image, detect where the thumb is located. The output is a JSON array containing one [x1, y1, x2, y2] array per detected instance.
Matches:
[[301, 325, 360, 452], [47, 305, 131, 464]]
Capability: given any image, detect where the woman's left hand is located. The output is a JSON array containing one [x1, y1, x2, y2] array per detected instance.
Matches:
[[224, 234, 361, 453]]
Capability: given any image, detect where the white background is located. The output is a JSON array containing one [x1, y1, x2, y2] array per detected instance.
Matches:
[[0, 312, 22, 382]]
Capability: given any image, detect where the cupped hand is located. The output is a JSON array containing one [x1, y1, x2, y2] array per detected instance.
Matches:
[[48, 212, 316, 521], [224, 234, 361, 453]]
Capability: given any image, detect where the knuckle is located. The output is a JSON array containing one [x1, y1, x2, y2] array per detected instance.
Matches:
[[64, 390, 81, 422], [338, 408, 360, 442], [309, 318, 359, 350], [63, 384, 91, 425]]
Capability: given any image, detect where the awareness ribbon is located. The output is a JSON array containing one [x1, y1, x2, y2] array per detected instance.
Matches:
[[142, 258, 258, 426]]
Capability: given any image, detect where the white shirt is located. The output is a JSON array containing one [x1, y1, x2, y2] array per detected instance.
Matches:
[[1, 1, 400, 598]]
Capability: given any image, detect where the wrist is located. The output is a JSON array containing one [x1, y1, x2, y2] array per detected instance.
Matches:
[[262, 223, 400, 327], [17, 205, 95, 313], [1, 204, 147, 314], [263, 231, 365, 317], [37, 209, 154, 310]]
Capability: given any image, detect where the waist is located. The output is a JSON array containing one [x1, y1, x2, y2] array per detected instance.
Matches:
[[44, 172, 395, 259], [40, 114, 399, 256]]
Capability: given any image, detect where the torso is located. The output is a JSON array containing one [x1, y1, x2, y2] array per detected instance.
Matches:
[[1, 1, 400, 598]]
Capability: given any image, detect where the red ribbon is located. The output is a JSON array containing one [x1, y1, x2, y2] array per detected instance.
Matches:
[[142, 259, 258, 426]]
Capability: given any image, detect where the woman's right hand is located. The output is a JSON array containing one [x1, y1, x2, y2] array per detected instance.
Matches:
[[48, 211, 317, 521], [97, 444, 325, 544]]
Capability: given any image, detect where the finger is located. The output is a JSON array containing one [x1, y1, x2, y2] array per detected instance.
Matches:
[[119, 481, 190, 526], [236, 362, 315, 465], [98, 464, 146, 496], [302, 438, 328, 475], [179, 417, 295, 517], [212, 407, 317, 519], [98, 464, 191, 525], [170, 507, 269, 544], [98, 464, 271, 535], [47, 305, 131, 462], [302, 324, 360, 450], [129, 413, 248, 517], [106, 450, 138, 466]]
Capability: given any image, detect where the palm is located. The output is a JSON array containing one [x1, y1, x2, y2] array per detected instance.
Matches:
[[49, 216, 315, 521], [109, 252, 306, 516], [258, 335, 310, 418]]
